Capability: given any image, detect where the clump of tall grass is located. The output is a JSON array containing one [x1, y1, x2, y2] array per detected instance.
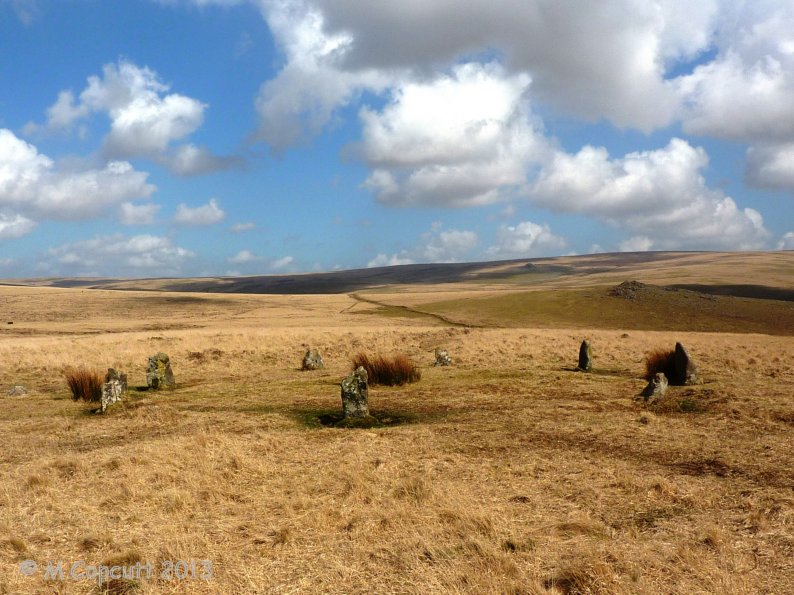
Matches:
[[64, 367, 103, 402], [351, 353, 421, 386], [644, 349, 676, 382]]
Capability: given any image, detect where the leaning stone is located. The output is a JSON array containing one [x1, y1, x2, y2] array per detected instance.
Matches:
[[434, 348, 453, 367], [577, 340, 593, 372], [105, 368, 128, 392], [340, 366, 370, 419], [673, 342, 698, 385], [100, 380, 123, 413], [146, 352, 175, 390], [641, 372, 668, 403], [6, 385, 27, 397], [302, 349, 324, 371]]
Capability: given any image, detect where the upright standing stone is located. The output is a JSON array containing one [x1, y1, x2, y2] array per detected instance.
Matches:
[[434, 348, 453, 366], [673, 342, 698, 385], [641, 372, 668, 404], [100, 380, 123, 413], [146, 352, 175, 390], [105, 368, 128, 392], [340, 366, 370, 419], [302, 349, 324, 370], [577, 340, 593, 372]]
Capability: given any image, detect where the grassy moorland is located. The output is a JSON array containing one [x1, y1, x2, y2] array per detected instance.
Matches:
[[1, 252, 793, 594]]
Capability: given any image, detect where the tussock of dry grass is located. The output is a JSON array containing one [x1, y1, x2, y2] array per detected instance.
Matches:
[[351, 352, 421, 385], [644, 348, 677, 382], [64, 366, 103, 402]]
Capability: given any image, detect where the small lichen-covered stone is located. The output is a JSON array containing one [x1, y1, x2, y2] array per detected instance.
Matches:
[[641, 372, 668, 404], [434, 348, 453, 367], [673, 342, 698, 385], [146, 352, 175, 390], [341, 366, 369, 418], [100, 380, 123, 413], [302, 349, 324, 371], [105, 368, 127, 392], [577, 340, 593, 372]]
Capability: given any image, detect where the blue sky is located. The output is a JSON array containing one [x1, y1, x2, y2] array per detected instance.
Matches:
[[1, 0, 793, 278]]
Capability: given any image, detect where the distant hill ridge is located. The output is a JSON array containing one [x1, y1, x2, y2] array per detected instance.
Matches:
[[2, 251, 793, 299]]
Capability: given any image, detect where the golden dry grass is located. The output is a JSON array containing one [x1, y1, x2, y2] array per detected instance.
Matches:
[[0, 276, 793, 594]]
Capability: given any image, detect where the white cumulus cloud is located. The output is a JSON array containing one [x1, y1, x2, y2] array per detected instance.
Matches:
[[486, 221, 566, 258], [228, 249, 258, 263], [778, 231, 794, 250], [119, 201, 161, 225], [253, 0, 391, 150], [0, 213, 36, 239], [271, 255, 294, 270], [230, 222, 255, 233], [36, 60, 236, 175], [360, 63, 546, 207], [173, 198, 225, 226], [0, 128, 154, 233], [367, 253, 414, 268], [530, 138, 770, 251], [367, 223, 478, 267], [746, 143, 794, 190], [44, 234, 194, 275], [619, 236, 655, 252]]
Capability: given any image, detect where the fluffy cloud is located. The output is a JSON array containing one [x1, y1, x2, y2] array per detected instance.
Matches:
[[416, 227, 479, 262], [252, 0, 719, 141], [271, 255, 294, 270], [333, 0, 712, 129], [530, 138, 769, 250], [0, 213, 36, 239], [44, 234, 194, 275], [253, 0, 391, 150], [228, 249, 258, 263], [0, 129, 154, 232], [674, 3, 794, 189], [746, 143, 794, 190], [486, 221, 566, 258], [38, 60, 236, 175], [161, 144, 243, 176], [367, 253, 414, 268], [230, 222, 255, 233], [119, 201, 161, 225], [227, 250, 293, 270], [173, 198, 225, 225], [367, 223, 478, 267], [360, 63, 546, 207], [778, 232, 794, 250], [619, 236, 655, 252], [677, 3, 794, 141], [44, 61, 204, 154]]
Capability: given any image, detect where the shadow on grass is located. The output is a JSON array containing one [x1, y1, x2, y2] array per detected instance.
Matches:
[[296, 408, 424, 429], [560, 366, 635, 377]]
